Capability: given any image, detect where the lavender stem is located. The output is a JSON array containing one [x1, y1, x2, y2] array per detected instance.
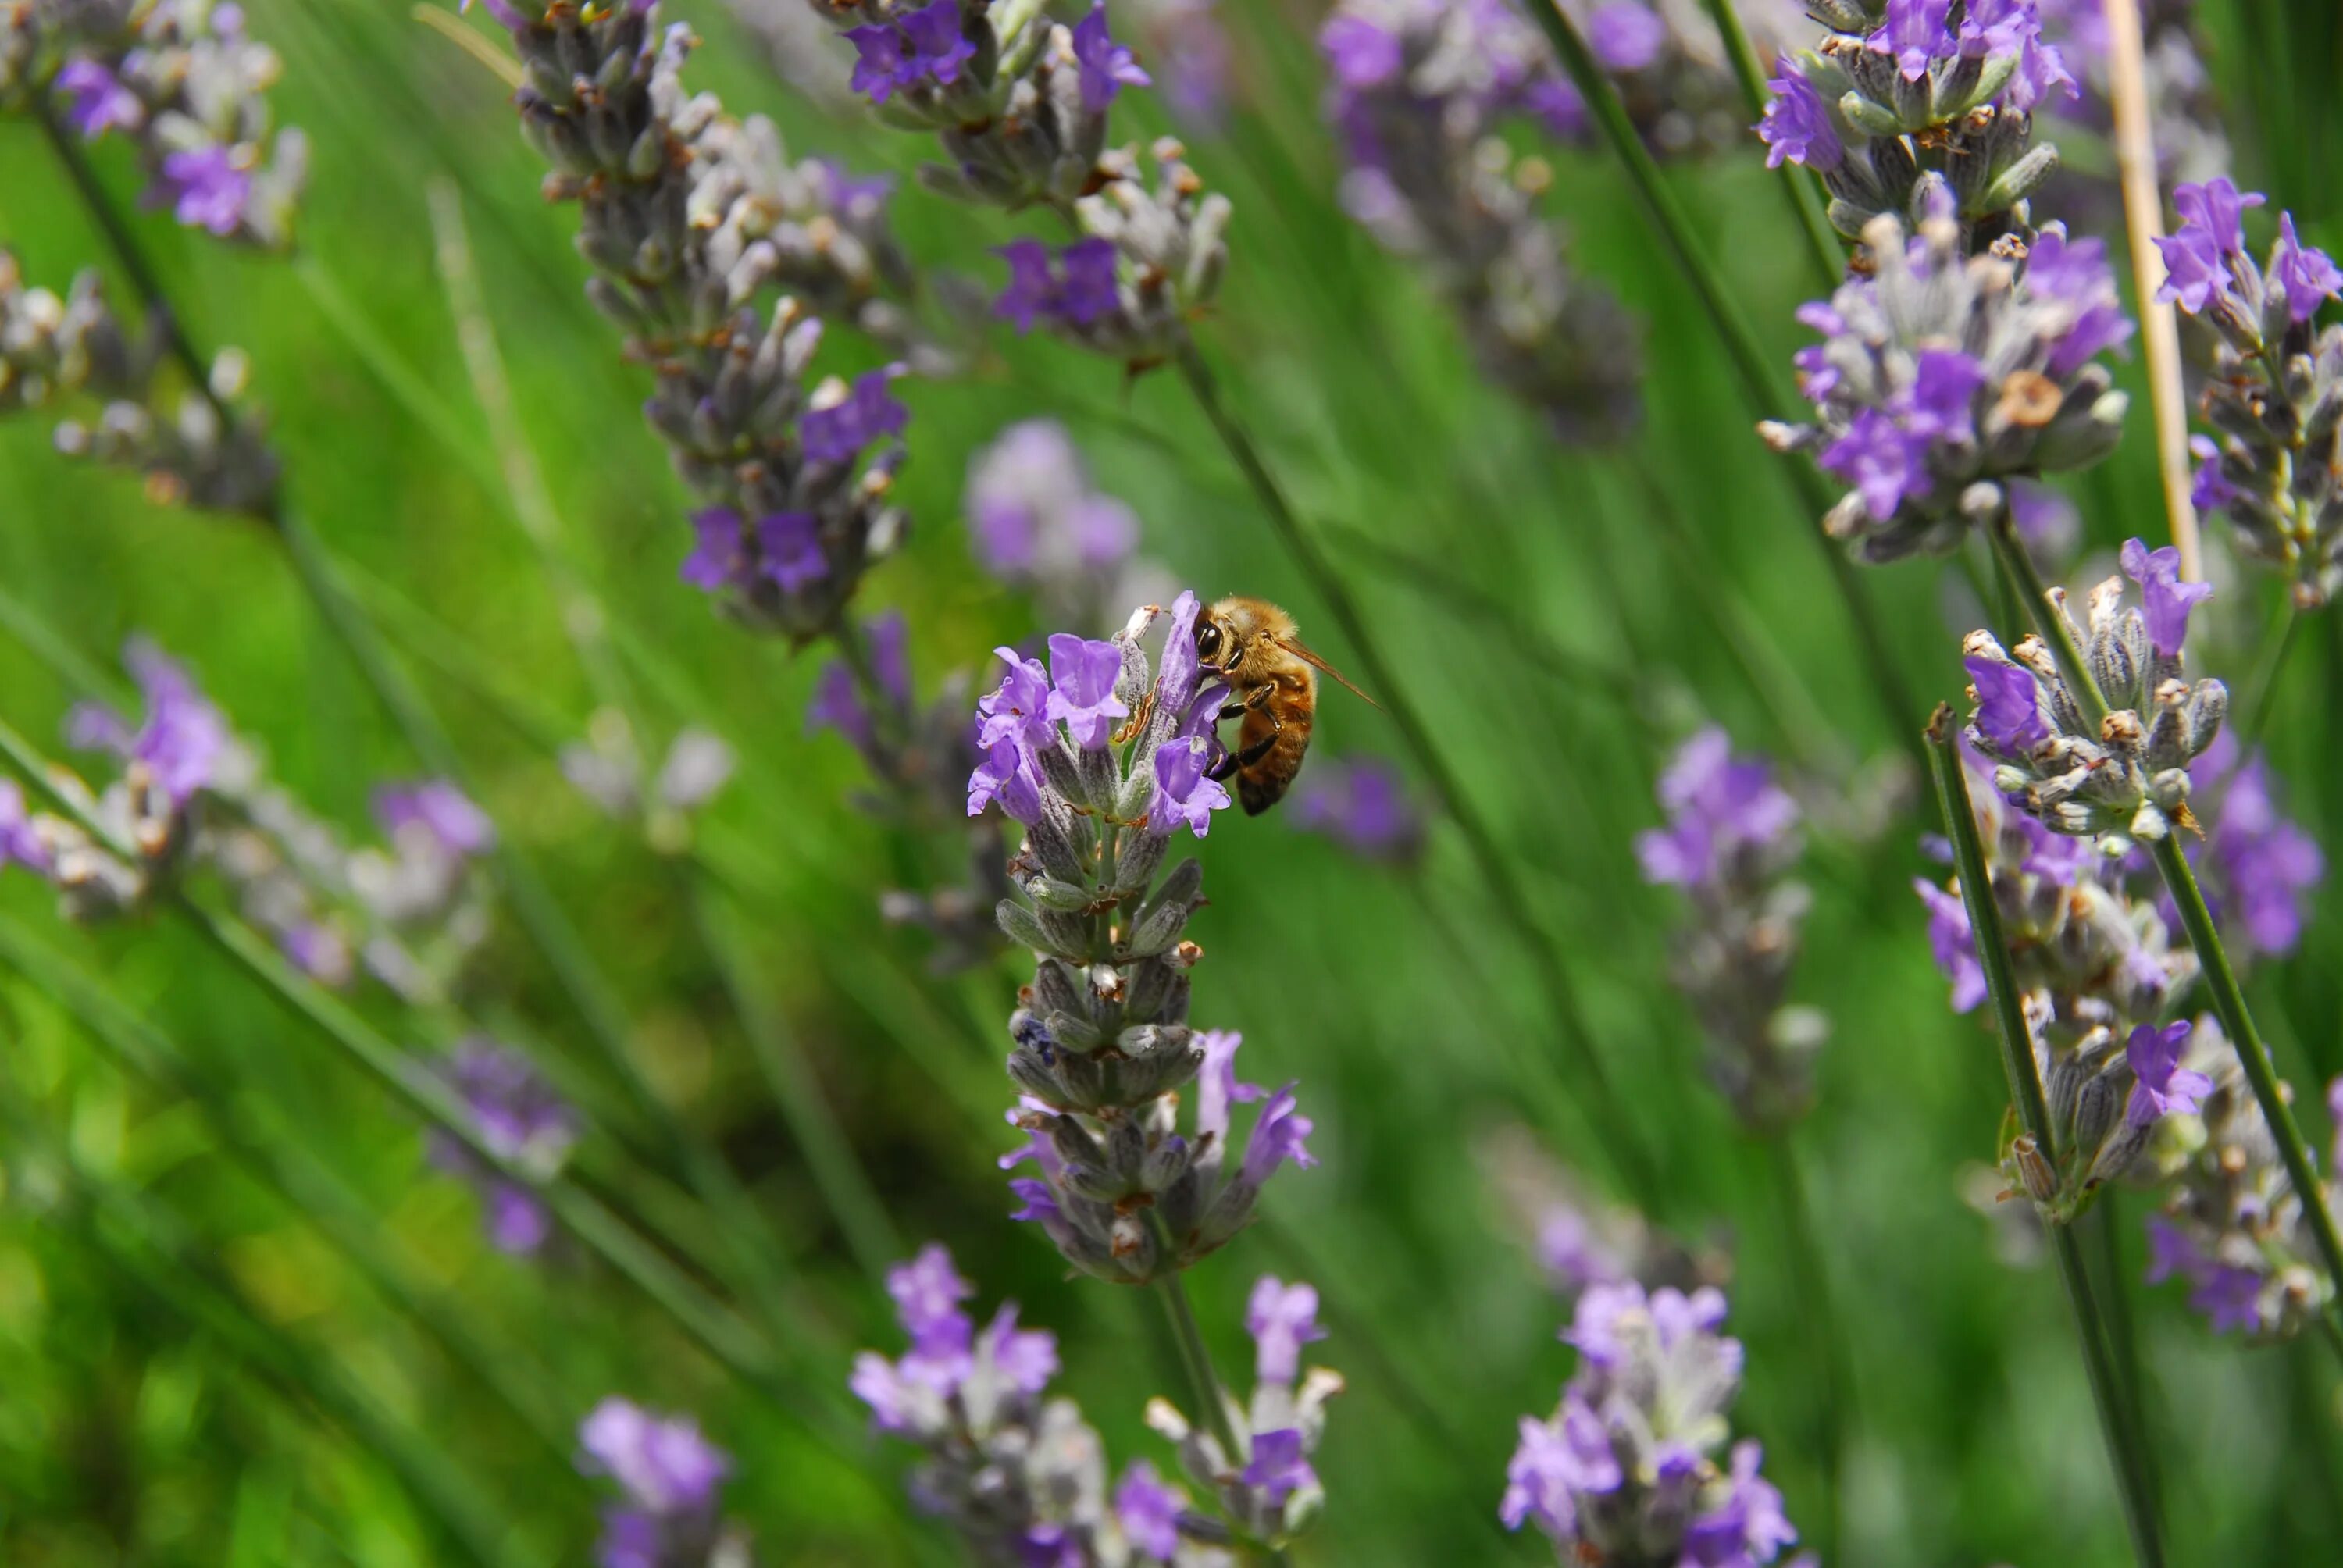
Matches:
[[1928, 709, 2165, 1567], [1693, 0, 1841, 287], [1764, 1134, 1847, 1566], [1147, 1233, 1294, 1568]]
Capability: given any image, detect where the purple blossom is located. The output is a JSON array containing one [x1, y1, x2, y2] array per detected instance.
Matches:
[[1913, 878, 1987, 1013], [376, 779, 494, 857], [1245, 1275, 1328, 1384], [1239, 1429, 1314, 1509], [681, 508, 749, 593], [1756, 64, 1842, 173], [801, 369, 909, 465], [1819, 408, 1929, 521], [1043, 633, 1128, 750], [1195, 1029, 1265, 1153], [1072, 5, 1150, 112], [1959, 0, 2074, 109], [55, 59, 142, 138], [2156, 180, 2264, 315], [1899, 349, 1986, 441], [155, 147, 251, 236], [1289, 755, 1421, 861], [576, 1399, 730, 1516], [1239, 1083, 1318, 1188], [1536, 1203, 1627, 1295], [888, 1242, 974, 1349], [2271, 213, 2343, 324], [1964, 655, 2049, 752], [758, 511, 830, 593], [968, 739, 1046, 825], [1150, 735, 1229, 836], [0, 781, 45, 873], [2204, 752, 2324, 957], [1586, 3, 1667, 71], [2024, 231, 2134, 380], [1155, 590, 1206, 719], [458, 0, 530, 27], [993, 240, 1060, 333], [1870, 0, 1954, 80], [1635, 729, 1797, 889], [2189, 435, 2241, 513], [2118, 536, 2213, 657], [1500, 1399, 1621, 1534], [1681, 1441, 1799, 1567], [2124, 1021, 2211, 1127], [1320, 15, 1402, 89], [68, 640, 229, 807], [1057, 238, 1122, 326], [2143, 1214, 2202, 1284], [1114, 1461, 1182, 1560], [975, 647, 1056, 753], [2190, 1264, 2266, 1333], [898, 0, 975, 87], [976, 1301, 1059, 1392], [807, 664, 869, 748]]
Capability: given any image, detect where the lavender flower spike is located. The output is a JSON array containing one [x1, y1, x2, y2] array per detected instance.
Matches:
[[425, 1039, 578, 1256], [1761, 212, 2131, 562], [983, 594, 1318, 1281], [1639, 728, 1825, 1130], [475, 0, 915, 638], [576, 1398, 745, 1566], [1503, 1281, 1798, 1566], [1149, 1271, 1343, 1552], [854, 1244, 1214, 1561], [2156, 180, 2343, 606]]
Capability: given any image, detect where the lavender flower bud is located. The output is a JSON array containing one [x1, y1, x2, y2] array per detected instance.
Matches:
[[6, 0, 308, 247], [2142, 1021, 2341, 1340], [852, 1243, 1223, 1562], [426, 1038, 578, 1256], [2154, 180, 2343, 606], [1960, 543, 2226, 849], [1763, 211, 2131, 561], [576, 1395, 748, 1566], [1758, 0, 2076, 244], [0, 253, 277, 512], [1318, 0, 1642, 442], [1502, 1281, 1800, 1566]]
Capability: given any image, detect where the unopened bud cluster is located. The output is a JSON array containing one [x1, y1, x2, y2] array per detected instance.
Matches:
[[0, 253, 277, 514], [819, 0, 1230, 372], [473, 0, 914, 638], [1318, 0, 1641, 444], [1756, 0, 2075, 244], [4, 0, 307, 247], [2155, 179, 2343, 608], [1960, 540, 2226, 850], [1637, 728, 1826, 1131], [972, 595, 1317, 1281], [1760, 208, 2131, 561]]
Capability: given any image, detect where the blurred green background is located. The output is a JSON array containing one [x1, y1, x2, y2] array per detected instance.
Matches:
[[3, 0, 2343, 1563]]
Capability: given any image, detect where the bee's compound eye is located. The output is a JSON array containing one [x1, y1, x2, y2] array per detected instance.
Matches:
[[1196, 622, 1222, 660]]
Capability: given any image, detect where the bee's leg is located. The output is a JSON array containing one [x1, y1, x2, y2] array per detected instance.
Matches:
[[1204, 698, 1282, 782], [1215, 685, 1275, 723]]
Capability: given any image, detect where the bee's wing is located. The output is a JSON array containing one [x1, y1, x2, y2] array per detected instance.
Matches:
[[1280, 637, 1383, 710]]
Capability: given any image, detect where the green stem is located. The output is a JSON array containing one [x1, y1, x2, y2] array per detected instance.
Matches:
[[2233, 598, 2302, 748], [684, 868, 904, 1288], [1520, 0, 1918, 755], [1695, 0, 1844, 288], [1983, 516, 2110, 727], [1172, 337, 1660, 1210], [1928, 713, 2164, 1566], [2088, 1193, 2163, 1503], [1764, 1135, 1847, 1566], [2149, 836, 2343, 1314]]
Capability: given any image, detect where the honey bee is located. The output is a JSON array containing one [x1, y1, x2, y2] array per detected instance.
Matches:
[[1193, 596, 1378, 815]]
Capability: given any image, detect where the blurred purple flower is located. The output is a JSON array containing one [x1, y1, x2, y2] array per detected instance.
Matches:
[[68, 639, 229, 807], [2271, 213, 2343, 324], [1635, 729, 1797, 890], [1870, 0, 1954, 80], [1756, 63, 1842, 173], [375, 779, 494, 857], [2124, 1021, 2210, 1127], [1963, 655, 2049, 752], [155, 148, 251, 236], [2118, 537, 2213, 657], [801, 369, 909, 465], [1114, 1460, 1181, 1560], [55, 59, 142, 138], [1289, 755, 1421, 861], [1150, 735, 1229, 837], [1044, 633, 1128, 750], [1587, 3, 1667, 71], [1072, 5, 1150, 111], [1246, 1275, 1328, 1384], [1239, 1429, 1314, 1509]]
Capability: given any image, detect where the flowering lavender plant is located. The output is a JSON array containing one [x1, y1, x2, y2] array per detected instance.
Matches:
[[1756, 0, 2075, 243], [2155, 179, 2343, 607], [1960, 539, 2226, 849], [576, 1396, 747, 1566], [1318, 0, 1642, 442], [469, 0, 913, 637], [3, 0, 308, 246], [1502, 1281, 1803, 1566], [1147, 1274, 1343, 1554], [425, 1038, 579, 1257], [853, 1243, 1229, 1564], [1638, 728, 1826, 1130], [1760, 208, 2131, 561], [815, 0, 1231, 372], [972, 594, 1318, 1281], [0, 251, 276, 512]]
